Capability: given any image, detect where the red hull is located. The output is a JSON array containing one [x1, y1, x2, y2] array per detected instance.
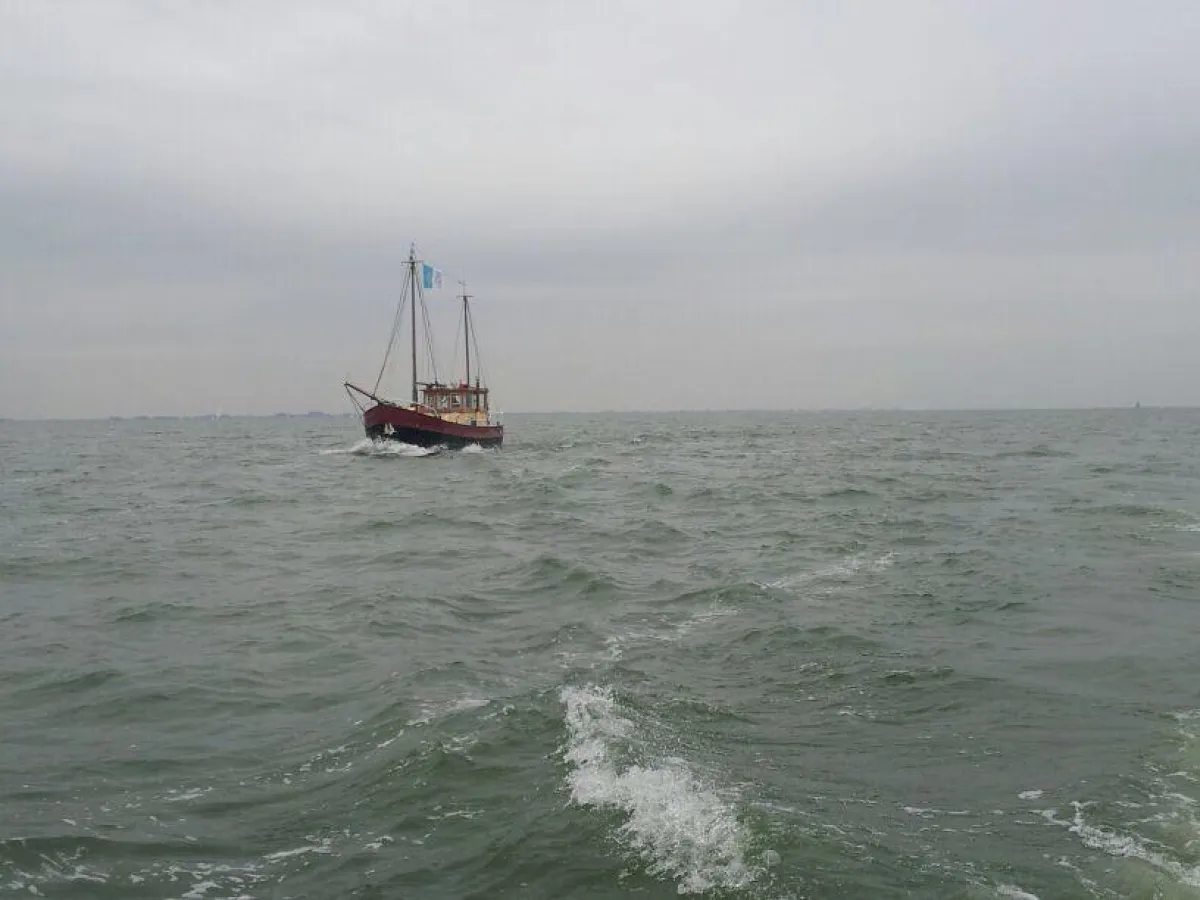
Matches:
[[363, 404, 503, 448]]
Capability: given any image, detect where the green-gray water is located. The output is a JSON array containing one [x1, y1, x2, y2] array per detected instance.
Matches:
[[3, 410, 1199, 898]]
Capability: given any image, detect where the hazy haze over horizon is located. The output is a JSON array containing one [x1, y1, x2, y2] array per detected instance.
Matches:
[[2, 1, 1198, 418]]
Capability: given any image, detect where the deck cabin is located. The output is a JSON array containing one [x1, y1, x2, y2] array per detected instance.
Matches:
[[417, 381, 494, 425]]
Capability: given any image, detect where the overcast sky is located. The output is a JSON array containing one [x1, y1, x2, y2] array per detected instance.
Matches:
[[2, 1, 1197, 417]]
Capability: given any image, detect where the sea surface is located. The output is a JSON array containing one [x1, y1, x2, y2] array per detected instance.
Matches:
[[2, 409, 1200, 899]]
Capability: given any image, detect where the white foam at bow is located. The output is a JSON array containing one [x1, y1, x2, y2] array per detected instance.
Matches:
[[320, 438, 439, 457]]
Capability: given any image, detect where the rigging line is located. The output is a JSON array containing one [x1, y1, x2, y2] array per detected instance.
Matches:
[[449, 312, 463, 382], [467, 303, 486, 382], [344, 383, 367, 415], [374, 267, 411, 395], [376, 294, 408, 395], [417, 277, 440, 385], [422, 306, 439, 384]]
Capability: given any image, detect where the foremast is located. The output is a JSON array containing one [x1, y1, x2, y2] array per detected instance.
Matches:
[[346, 244, 434, 414], [409, 247, 418, 404]]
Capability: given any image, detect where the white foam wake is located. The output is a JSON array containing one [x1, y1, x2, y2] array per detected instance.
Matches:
[[559, 685, 757, 894], [757, 552, 896, 592], [406, 693, 490, 727], [320, 438, 440, 457], [994, 885, 1040, 900], [1042, 802, 1200, 889]]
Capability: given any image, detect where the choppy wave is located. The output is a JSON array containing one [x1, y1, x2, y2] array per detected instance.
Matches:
[[559, 685, 760, 894], [1034, 709, 1200, 895], [1041, 802, 1200, 891], [4, 409, 1200, 898]]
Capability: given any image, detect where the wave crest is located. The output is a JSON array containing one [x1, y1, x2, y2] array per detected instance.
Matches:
[[559, 685, 758, 894]]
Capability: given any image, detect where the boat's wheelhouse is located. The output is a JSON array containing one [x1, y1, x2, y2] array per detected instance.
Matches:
[[419, 381, 493, 424]]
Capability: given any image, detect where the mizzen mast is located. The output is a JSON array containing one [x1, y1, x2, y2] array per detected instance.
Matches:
[[459, 280, 472, 389]]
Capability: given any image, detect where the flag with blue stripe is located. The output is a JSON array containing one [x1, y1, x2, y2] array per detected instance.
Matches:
[[422, 263, 443, 290]]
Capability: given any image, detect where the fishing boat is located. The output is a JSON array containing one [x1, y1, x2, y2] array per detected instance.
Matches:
[[344, 247, 503, 449]]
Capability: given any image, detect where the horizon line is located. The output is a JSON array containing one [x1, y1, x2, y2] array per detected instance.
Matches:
[[1, 403, 1191, 423]]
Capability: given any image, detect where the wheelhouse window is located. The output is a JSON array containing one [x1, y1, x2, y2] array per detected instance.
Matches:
[[422, 384, 488, 413]]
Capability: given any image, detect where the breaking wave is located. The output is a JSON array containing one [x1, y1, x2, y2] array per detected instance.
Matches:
[[558, 685, 760, 894]]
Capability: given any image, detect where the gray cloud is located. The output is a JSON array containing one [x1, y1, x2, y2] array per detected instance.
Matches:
[[2, 0, 1198, 417]]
